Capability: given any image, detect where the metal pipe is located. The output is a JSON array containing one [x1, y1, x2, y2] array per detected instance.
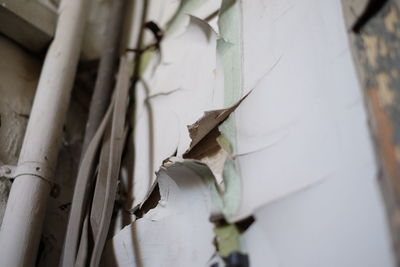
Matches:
[[0, 0, 91, 265]]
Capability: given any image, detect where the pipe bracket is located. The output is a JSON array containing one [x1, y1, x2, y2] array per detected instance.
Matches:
[[0, 162, 53, 185]]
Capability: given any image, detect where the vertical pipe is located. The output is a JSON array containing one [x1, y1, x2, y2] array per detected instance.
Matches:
[[82, 0, 126, 154], [0, 0, 90, 266], [62, 1, 126, 265]]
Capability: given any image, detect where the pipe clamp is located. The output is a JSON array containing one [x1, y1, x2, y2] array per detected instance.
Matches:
[[0, 162, 53, 185]]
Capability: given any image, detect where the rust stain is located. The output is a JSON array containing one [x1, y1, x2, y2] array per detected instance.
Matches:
[[357, 3, 400, 196], [342, 0, 400, 261], [368, 89, 400, 196]]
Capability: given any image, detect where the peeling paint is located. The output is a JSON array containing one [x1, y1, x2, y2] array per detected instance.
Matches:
[[353, 1, 400, 192], [343, 0, 400, 262], [103, 165, 215, 267]]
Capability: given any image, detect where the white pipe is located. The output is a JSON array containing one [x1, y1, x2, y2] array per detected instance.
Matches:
[[0, 0, 91, 266]]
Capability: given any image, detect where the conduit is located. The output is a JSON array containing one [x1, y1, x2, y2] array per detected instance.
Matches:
[[0, 0, 91, 266], [60, 1, 127, 265], [82, 0, 126, 153]]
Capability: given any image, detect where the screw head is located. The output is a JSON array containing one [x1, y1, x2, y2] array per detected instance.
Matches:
[[4, 167, 11, 174]]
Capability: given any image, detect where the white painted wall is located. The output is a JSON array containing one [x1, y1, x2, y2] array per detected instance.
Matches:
[[238, 0, 395, 266], [102, 0, 397, 266], [14, 0, 392, 264], [243, 164, 395, 267]]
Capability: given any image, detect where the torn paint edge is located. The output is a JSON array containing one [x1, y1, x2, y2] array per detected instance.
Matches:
[[213, 0, 244, 221]]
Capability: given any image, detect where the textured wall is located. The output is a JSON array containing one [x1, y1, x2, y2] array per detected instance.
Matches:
[[0, 36, 40, 225]]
